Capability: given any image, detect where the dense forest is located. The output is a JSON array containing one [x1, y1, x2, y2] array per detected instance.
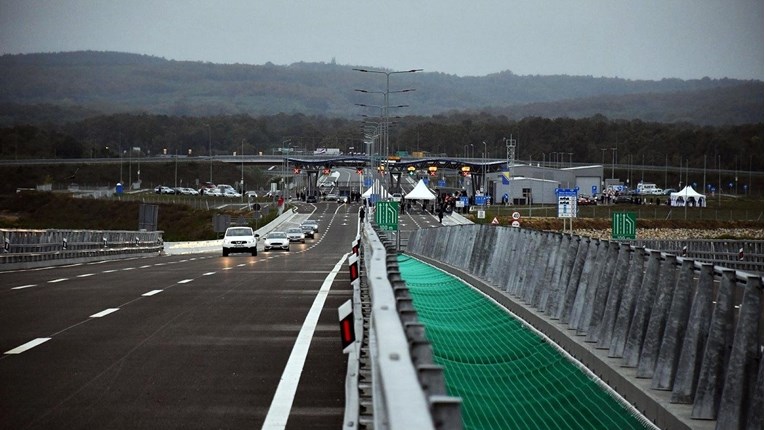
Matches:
[[0, 112, 761, 175], [0, 51, 761, 126]]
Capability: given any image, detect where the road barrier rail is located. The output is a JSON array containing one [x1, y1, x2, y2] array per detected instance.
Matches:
[[1, 229, 164, 269], [347, 222, 462, 429], [628, 238, 763, 274]]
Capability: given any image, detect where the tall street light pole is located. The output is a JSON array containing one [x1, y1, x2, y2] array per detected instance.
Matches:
[[241, 138, 245, 203], [353, 68, 421, 162], [205, 123, 212, 183], [482, 141, 487, 192]]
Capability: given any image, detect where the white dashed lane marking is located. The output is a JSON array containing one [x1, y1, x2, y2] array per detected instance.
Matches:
[[89, 308, 119, 318], [4, 338, 51, 355]]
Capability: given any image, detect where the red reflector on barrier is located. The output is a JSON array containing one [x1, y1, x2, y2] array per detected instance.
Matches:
[[348, 254, 359, 282], [338, 300, 355, 353]]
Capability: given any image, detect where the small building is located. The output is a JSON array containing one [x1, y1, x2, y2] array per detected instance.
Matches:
[[488, 164, 604, 205]]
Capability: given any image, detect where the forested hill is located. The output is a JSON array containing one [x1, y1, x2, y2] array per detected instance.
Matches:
[[0, 51, 761, 126]]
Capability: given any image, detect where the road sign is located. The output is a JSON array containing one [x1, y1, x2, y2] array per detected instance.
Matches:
[[511, 211, 521, 220], [375, 201, 399, 231], [556, 188, 579, 218], [612, 212, 637, 240]]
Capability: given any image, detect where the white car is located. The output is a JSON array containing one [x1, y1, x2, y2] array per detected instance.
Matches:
[[222, 227, 259, 257], [263, 231, 290, 251], [286, 227, 305, 243], [223, 189, 242, 198]]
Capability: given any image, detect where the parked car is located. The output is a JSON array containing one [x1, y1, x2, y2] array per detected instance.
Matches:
[[154, 185, 175, 194], [577, 196, 597, 206], [222, 227, 259, 257], [286, 227, 306, 243], [263, 231, 290, 251], [223, 189, 242, 198], [614, 195, 634, 204], [300, 224, 315, 239], [663, 188, 678, 195], [306, 195, 318, 203], [301, 220, 320, 234], [245, 191, 259, 198], [391, 193, 403, 202], [325, 193, 338, 201]]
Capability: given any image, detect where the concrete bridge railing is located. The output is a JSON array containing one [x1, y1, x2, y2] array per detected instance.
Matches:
[[406, 224, 763, 430]]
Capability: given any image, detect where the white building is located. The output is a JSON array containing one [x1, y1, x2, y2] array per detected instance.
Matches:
[[488, 164, 604, 205]]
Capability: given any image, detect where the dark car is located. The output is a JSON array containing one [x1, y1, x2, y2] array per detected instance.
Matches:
[[300, 224, 315, 239], [306, 195, 318, 203], [614, 195, 633, 204]]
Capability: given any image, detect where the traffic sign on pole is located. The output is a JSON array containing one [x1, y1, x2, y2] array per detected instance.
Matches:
[[612, 212, 637, 240], [375, 201, 399, 231]]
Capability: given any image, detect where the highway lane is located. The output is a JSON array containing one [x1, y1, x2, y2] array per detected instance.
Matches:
[[0, 202, 361, 430]]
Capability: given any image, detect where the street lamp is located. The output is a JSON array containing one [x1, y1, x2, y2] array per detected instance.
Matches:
[[241, 138, 245, 203], [482, 141, 487, 192], [204, 123, 212, 183], [353, 68, 421, 162]]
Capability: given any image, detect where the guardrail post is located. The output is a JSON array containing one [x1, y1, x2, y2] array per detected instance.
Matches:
[[540, 233, 568, 313], [715, 275, 762, 429], [594, 244, 633, 349], [652, 258, 696, 390], [608, 247, 647, 358], [670, 263, 715, 403], [582, 241, 619, 341], [636, 255, 680, 379], [622, 250, 663, 367], [690, 269, 737, 419], [556, 236, 590, 322], [569, 238, 603, 332]]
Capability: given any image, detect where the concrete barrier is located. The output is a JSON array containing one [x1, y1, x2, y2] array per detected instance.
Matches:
[[406, 225, 763, 430]]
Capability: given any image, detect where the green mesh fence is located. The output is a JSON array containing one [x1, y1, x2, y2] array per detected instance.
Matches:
[[397, 254, 653, 430]]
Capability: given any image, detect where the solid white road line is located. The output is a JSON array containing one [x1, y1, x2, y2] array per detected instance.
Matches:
[[261, 253, 349, 430], [89, 308, 119, 318], [5, 338, 51, 354]]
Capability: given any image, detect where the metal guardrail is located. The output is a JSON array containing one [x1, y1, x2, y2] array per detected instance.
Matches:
[[346, 222, 461, 429], [0, 229, 164, 268], [628, 239, 763, 274]]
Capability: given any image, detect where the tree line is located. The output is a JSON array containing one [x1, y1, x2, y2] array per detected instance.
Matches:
[[0, 112, 761, 176]]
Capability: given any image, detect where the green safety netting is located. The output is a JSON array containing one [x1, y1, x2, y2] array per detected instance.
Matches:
[[397, 255, 652, 430]]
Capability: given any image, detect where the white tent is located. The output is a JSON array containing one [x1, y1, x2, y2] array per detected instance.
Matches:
[[404, 179, 436, 200], [362, 180, 389, 198], [670, 186, 707, 207]]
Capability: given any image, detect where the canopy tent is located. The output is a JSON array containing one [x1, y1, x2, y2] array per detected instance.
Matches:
[[670, 186, 707, 207], [362, 180, 389, 198], [404, 179, 436, 200]]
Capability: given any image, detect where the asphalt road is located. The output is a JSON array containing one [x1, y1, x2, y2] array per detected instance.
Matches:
[[0, 201, 366, 430]]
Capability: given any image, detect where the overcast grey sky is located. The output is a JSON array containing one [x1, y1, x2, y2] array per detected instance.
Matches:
[[1, 0, 762, 80]]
